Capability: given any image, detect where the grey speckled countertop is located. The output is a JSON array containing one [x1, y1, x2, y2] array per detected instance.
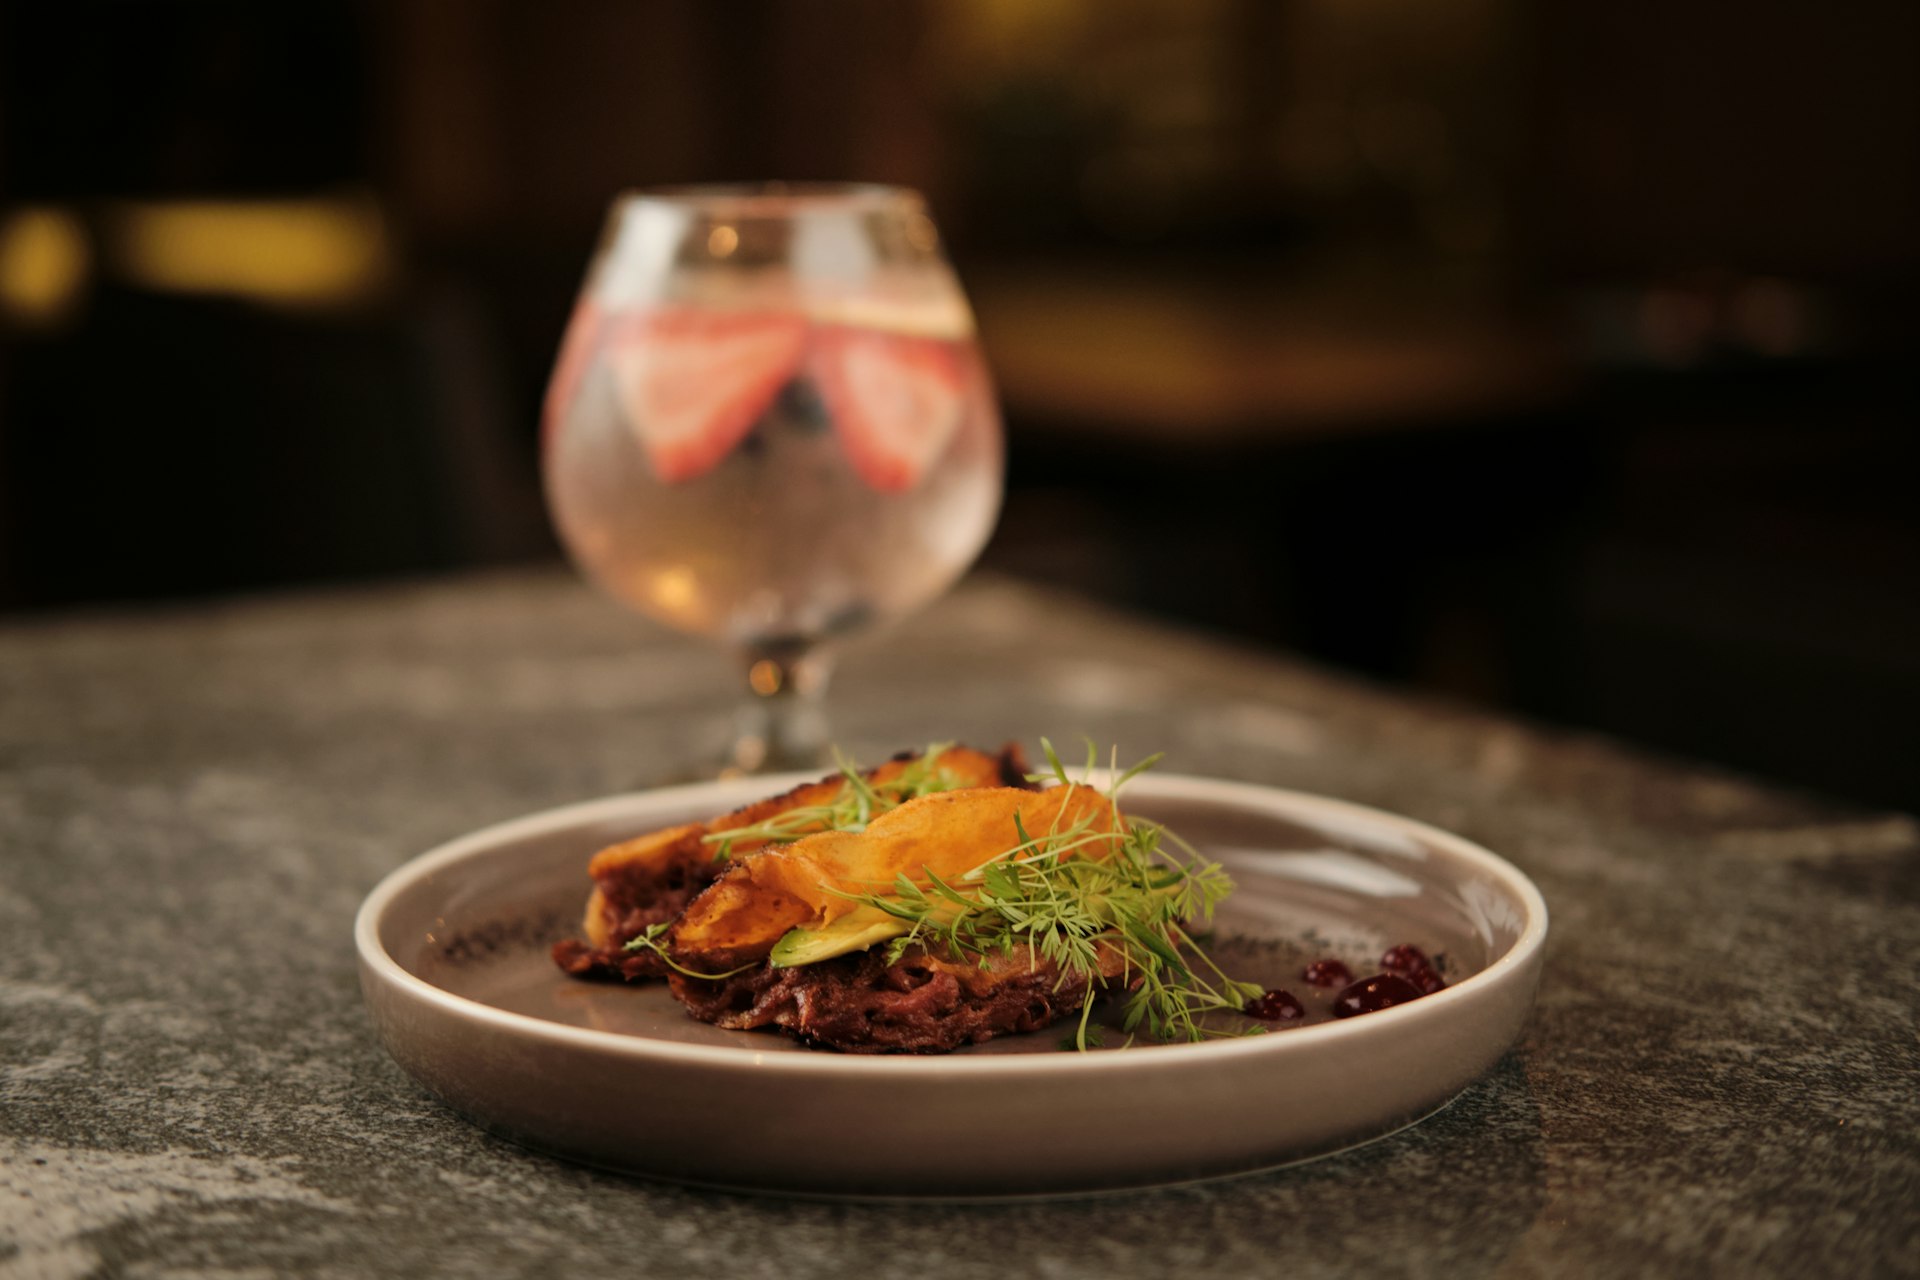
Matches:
[[4, 570, 1917, 1278]]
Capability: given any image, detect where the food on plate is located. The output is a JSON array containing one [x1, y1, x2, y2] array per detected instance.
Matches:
[[668, 781, 1119, 969], [550, 743, 1026, 982], [552, 742, 1457, 1054], [555, 742, 1269, 1054], [661, 781, 1146, 1053], [660, 782, 1144, 1051]]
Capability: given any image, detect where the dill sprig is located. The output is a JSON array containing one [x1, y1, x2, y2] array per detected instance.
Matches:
[[703, 742, 965, 860], [840, 739, 1266, 1050], [621, 922, 756, 980]]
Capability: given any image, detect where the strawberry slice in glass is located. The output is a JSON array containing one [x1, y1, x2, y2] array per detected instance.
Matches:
[[811, 325, 965, 493], [605, 307, 810, 484]]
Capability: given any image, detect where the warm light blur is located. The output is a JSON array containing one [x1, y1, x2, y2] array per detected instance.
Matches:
[[646, 566, 702, 617], [0, 207, 90, 324], [109, 195, 390, 306]]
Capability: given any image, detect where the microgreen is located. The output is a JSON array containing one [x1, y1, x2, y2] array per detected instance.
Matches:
[[702, 742, 966, 860], [843, 738, 1266, 1050], [621, 922, 756, 980]]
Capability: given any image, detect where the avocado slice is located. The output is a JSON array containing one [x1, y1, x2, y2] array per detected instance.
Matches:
[[768, 906, 909, 968]]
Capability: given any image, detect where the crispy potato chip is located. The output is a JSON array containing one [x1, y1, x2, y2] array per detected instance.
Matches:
[[578, 745, 1017, 945], [671, 782, 1121, 966]]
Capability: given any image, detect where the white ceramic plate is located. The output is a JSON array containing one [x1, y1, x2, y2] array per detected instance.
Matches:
[[355, 773, 1547, 1197]]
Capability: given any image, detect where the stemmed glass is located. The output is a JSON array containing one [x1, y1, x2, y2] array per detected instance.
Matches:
[[542, 185, 1003, 773]]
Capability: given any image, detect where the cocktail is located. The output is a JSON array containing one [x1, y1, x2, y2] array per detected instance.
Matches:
[[543, 185, 1003, 771]]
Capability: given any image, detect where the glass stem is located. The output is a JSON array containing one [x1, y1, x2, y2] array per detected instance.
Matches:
[[731, 644, 834, 773]]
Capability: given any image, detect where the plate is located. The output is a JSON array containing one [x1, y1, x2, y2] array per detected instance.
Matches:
[[355, 773, 1547, 1197]]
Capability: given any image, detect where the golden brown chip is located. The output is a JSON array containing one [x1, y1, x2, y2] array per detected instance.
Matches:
[[574, 745, 1021, 947], [671, 782, 1121, 966]]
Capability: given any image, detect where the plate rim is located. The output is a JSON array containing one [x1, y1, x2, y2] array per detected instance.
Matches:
[[355, 771, 1549, 1075]]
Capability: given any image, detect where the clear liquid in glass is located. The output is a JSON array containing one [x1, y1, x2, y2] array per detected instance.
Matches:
[[545, 268, 1002, 653]]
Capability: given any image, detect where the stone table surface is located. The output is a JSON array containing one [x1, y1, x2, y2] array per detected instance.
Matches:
[[3, 570, 1916, 1278]]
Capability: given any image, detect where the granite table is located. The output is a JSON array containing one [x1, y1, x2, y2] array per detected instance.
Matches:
[[3, 569, 1916, 1278]]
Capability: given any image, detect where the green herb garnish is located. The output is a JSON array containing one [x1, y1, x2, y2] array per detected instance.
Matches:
[[621, 922, 756, 980], [838, 739, 1265, 1050], [702, 742, 969, 860]]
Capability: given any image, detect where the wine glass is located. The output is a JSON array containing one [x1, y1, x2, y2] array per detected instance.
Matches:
[[542, 185, 1004, 774]]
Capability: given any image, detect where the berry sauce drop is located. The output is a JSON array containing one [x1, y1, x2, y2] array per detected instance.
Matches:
[[1244, 989, 1306, 1021], [1331, 973, 1424, 1018], [1379, 944, 1429, 975]]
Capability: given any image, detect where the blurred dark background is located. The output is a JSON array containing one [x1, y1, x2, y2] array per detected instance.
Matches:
[[2, 0, 1915, 810]]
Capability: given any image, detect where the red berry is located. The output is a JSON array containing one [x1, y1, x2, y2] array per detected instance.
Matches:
[[1379, 944, 1430, 976], [1243, 989, 1305, 1021], [1331, 974, 1424, 1018]]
